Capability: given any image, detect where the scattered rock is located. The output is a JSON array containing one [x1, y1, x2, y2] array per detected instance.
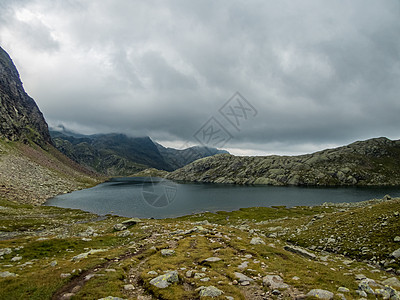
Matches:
[[204, 257, 221, 263], [337, 287, 350, 293], [262, 275, 289, 290], [60, 273, 71, 278], [185, 270, 193, 278], [391, 248, 400, 259], [306, 289, 334, 299], [234, 272, 253, 283], [123, 284, 135, 291], [0, 248, 12, 256], [149, 271, 179, 288], [148, 270, 158, 276], [197, 286, 224, 297], [11, 256, 22, 262], [113, 224, 127, 231], [0, 271, 17, 277], [60, 293, 75, 300], [284, 245, 316, 260], [250, 237, 265, 245], [50, 260, 58, 267], [71, 249, 107, 261], [358, 281, 375, 294], [200, 277, 210, 282], [394, 236, 400, 242], [121, 218, 141, 226], [382, 277, 400, 288], [161, 249, 175, 256], [98, 297, 126, 300]]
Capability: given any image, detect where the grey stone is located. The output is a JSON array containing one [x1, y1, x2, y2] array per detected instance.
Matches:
[[240, 281, 250, 286], [0, 248, 12, 256], [391, 248, 400, 259], [185, 270, 193, 278], [394, 236, 400, 242], [356, 290, 368, 297], [194, 273, 206, 279], [306, 289, 334, 299], [198, 286, 224, 297], [123, 284, 135, 290], [60, 293, 75, 300], [161, 249, 175, 256], [149, 271, 179, 288], [204, 257, 221, 262], [262, 275, 289, 290], [284, 245, 316, 260], [337, 287, 350, 293], [250, 237, 265, 245], [50, 260, 58, 267], [98, 297, 127, 300], [355, 274, 367, 280], [234, 272, 253, 283], [147, 270, 158, 275], [200, 277, 210, 282], [382, 277, 400, 288], [358, 281, 375, 294], [121, 218, 141, 226], [225, 297, 234, 300], [60, 273, 71, 278], [0, 271, 17, 277], [11, 256, 22, 262], [238, 261, 248, 269], [113, 224, 127, 231]]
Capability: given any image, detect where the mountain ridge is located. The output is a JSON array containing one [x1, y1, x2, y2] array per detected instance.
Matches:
[[50, 130, 228, 176], [167, 136, 400, 186]]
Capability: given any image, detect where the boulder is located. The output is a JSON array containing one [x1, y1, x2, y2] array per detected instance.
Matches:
[[382, 277, 400, 288], [284, 245, 316, 260], [306, 289, 334, 299], [234, 272, 253, 283], [391, 248, 400, 259], [121, 218, 141, 226], [250, 237, 265, 245], [263, 275, 289, 289], [0, 271, 17, 277], [203, 257, 221, 263], [161, 249, 175, 256], [197, 286, 224, 297], [149, 271, 179, 288], [113, 224, 127, 231]]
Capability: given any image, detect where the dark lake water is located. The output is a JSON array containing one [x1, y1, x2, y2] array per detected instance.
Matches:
[[44, 177, 400, 219]]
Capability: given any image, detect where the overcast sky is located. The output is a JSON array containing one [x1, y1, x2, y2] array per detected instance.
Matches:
[[1, 0, 400, 155]]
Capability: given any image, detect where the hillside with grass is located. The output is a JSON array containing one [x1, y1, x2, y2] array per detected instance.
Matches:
[[167, 137, 400, 186]]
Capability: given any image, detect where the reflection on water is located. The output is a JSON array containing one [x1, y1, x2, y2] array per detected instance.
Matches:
[[45, 177, 400, 219]]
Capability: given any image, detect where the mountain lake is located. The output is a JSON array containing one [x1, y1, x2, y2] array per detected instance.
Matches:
[[45, 177, 400, 219]]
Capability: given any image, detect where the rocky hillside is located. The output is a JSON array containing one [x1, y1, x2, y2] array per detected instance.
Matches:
[[167, 137, 400, 186], [0, 47, 51, 146], [0, 47, 103, 204], [51, 130, 228, 176]]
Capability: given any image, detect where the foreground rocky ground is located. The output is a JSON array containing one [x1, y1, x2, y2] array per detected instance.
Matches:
[[1, 195, 400, 299]]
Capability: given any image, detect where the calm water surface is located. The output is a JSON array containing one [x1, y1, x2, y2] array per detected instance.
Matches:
[[45, 177, 400, 218]]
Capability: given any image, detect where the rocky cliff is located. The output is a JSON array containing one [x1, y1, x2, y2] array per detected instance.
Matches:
[[167, 137, 400, 186], [0, 47, 52, 146], [0, 46, 102, 204]]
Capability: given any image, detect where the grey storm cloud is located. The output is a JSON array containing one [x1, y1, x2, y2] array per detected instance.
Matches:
[[0, 0, 399, 155]]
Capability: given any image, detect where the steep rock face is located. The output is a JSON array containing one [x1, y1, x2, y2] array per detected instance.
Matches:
[[167, 137, 400, 186], [0, 46, 51, 145]]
